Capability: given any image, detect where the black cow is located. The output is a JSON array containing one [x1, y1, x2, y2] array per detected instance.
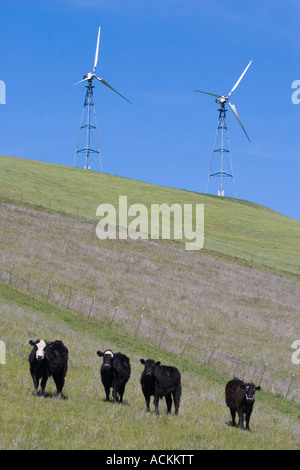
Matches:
[[225, 377, 261, 430], [140, 359, 182, 415], [96, 349, 131, 403], [28, 339, 68, 399]]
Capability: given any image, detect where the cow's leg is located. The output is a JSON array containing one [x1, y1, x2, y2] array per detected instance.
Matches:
[[230, 408, 236, 426], [118, 383, 125, 404], [237, 410, 245, 429], [165, 394, 172, 414], [154, 394, 160, 415], [104, 385, 110, 401], [112, 385, 118, 403], [144, 393, 151, 412], [173, 388, 181, 415], [31, 374, 39, 395], [40, 375, 48, 397], [53, 373, 64, 399], [245, 410, 252, 431]]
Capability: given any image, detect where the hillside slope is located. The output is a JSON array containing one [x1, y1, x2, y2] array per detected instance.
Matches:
[[0, 155, 299, 270], [0, 155, 299, 394], [1, 200, 299, 399], [1, 283, 300, 450], [0, 155, 300, 449]]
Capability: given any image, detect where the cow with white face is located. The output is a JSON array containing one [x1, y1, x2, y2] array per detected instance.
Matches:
[[225, 377, 261, 430], [96, 349, 131, 403], [31, 339, 47, 361], [28, 339, 68, 398]]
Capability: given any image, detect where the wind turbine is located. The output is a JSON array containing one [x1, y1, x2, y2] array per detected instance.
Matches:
[[70, 27, 131, 172], [195, 60, 252, 197]]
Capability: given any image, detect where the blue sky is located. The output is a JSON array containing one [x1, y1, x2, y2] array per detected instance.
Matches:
[[1, 0, 299, 220]]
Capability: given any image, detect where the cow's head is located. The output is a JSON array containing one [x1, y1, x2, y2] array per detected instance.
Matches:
[[241, 382, 261, 402], [140, 358, 161, 376], [97, 350, 114, 369], [29, 339, 47, 361]]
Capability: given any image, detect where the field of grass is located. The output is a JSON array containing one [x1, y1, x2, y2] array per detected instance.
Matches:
[[0, 154, 299, 450], [1, 154, 299, 267], [1, 283, 300, 450], [0, 199, 299, 392]]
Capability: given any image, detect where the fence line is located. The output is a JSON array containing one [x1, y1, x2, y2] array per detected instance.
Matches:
[[1, 264, 300, 404], [1, 191, 299, 276]]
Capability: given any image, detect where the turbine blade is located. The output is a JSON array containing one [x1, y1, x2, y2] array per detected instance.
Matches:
[[95, 76, 132, 103], [228, 60, 252, 97], [64, 78, 89, 91], [229, 102, 250, 142], [194, 90, 222, 99], [93, 27, 101, 72]]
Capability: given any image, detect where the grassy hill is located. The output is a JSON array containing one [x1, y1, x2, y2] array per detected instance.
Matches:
[[0, 154, 300, 450], [0, 155, 299, 270], [1, 283, 300, 450]]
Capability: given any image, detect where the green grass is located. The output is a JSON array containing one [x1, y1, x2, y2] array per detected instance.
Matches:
[[1, 199, 299, 390], [0, 157, 300, 399], [1, 282, 300, 450], [1, 154, 300, 450], [1, 154, 299, 268]]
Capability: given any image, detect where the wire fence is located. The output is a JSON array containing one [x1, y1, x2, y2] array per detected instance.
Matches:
[[1, 190, 299, 276], [1, 264, 300, 404]]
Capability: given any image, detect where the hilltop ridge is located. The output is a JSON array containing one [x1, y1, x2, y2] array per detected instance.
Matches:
[[0, 155, 299, 271]]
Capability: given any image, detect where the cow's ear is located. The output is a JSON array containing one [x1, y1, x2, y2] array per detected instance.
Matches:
[[255, 386, 261, 391], [97, 351, 103, 357], [29, 340, 35, 346], [240, 383, 246, 389], [155, 361, 161, 367], [140, 359, 145, 364]]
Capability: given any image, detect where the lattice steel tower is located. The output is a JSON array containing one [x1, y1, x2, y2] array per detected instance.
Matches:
[[206, 101, 235, 197], [195, 60, 252, 197], [74, 81, 101, 171], [68, 27, 131, 172]]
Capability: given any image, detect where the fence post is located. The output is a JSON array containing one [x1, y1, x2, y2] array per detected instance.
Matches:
[[47, 281, 52, 301], [8, 265, 13, 285], [233, 353, 243, 377], [159, 325, 167, 348], [26, 272, 31, 292], [110, 306, 119, 328], [181, 334, 191, 358], [258, 362, 268, 386], [135, 315, 143, 338], [286, 373, 295, 399], [207, 343, 218, 366], [67, 288, 72, 310], [88, 296, 95, 318]]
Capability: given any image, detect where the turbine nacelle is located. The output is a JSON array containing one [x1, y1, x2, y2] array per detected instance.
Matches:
[[195, 60, 252, 142], [67, 26, 132, 103], [83, 72, 95, 81], [215, 96, 228, 104]]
